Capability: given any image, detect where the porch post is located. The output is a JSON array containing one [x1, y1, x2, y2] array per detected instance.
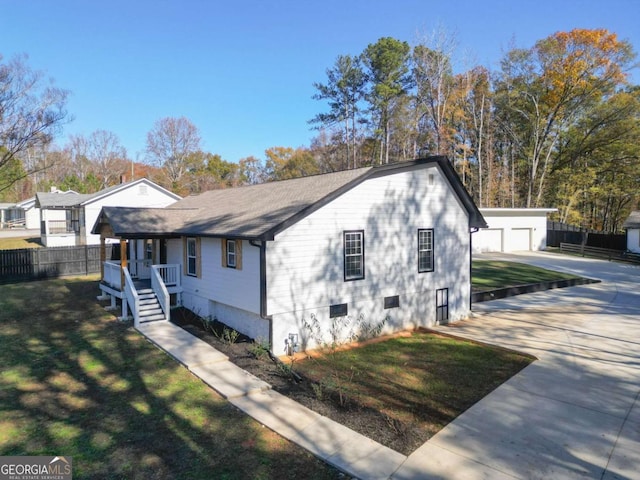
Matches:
[[120, 239, 127, 288], [100, 237, 106, 280]]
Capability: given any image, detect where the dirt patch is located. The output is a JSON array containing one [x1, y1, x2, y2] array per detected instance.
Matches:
[[170, 308, 418, 454]]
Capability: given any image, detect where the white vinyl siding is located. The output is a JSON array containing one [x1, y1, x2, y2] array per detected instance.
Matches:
[[266, 165, 471, 350], [177, 238, 260, 318]]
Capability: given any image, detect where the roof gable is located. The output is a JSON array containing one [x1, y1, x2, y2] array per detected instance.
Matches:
[[94, 156, 486, 240], [81, 178, 181, 206], [36, 179, 180, 209], [623, 211, 640, 229]]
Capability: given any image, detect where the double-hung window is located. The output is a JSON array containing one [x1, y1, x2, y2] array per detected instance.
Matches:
[[221, 239, 242, 270], [344, 230, 364, 281], [226, 239, 237, 268], [186, 237, 197, 276], [418, 229, 434, 273]]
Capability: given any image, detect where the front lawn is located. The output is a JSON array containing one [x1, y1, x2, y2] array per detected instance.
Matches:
[[0, 278, 342, 479], [0, 236, 42, 249], [290, 332, 533, 454], [173, 309, 534, 456], [472, 260, 579, 291]]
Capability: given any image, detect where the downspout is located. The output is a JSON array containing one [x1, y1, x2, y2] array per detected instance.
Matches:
[[249, 240, 273, 350], [469, 227, 479, 312]]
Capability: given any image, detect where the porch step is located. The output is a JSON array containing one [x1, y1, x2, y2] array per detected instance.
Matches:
[[139, 313, 167, 323], [135, 287, 166, 323]]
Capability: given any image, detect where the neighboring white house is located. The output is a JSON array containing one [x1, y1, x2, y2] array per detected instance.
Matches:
[[0, 197, 39, 229], [472, 208, 557, 253], [36, 179, 181, 247], [17, 197, 40, 229], [623, 211, 640, 254], [92, 157, 487, 354]]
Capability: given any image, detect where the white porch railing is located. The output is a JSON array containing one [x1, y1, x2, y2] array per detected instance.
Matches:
[[155, 264, 181, 288], [151, 266, 170, 324], [123, 268, 140, 327], [101, 262, 181, 327], [103, 261, 122, 289]]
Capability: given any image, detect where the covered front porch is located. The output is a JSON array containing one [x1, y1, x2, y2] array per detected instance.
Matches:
[[97, 236, 183, 327]]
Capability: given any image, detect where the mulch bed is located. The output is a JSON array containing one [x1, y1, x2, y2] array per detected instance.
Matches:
[[170, 307, 422, 455]]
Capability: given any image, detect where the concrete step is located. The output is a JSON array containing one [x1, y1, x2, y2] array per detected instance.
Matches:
[[139, 302, 162, 312], [139, 313, 166, 322]]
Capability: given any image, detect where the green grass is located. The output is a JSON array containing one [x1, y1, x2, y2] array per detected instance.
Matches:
[[294, 332, 533, 454], [0, 278, 341, 479], [472, 260, 579, 291], [0, 236, 42, 249]]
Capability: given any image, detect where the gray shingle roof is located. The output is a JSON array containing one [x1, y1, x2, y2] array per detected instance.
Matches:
[[36, 191, 94, 208], [95, 207, 198, 237], [623, 211, 640, 229], [171, 167, 371, 238], [93, 157, 487, 240]]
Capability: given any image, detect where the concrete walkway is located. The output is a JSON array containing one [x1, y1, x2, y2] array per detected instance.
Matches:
[[138, 251, 640, 479], [393, 252, 640, 479]]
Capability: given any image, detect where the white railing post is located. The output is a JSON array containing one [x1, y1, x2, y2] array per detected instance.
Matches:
[[122, 268, 140, 327], [151, 265, 170, 322]]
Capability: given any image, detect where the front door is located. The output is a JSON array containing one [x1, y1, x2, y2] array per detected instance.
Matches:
[[159, 239, 168, 264]]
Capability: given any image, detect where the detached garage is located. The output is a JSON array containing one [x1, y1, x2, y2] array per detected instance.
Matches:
[[473, 208, 557, 253]]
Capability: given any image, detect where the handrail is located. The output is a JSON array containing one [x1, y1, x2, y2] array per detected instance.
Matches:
[[151, 265, 170, 322], [123, 268, 140, 327]]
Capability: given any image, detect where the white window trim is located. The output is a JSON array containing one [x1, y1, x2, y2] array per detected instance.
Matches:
[[418, 229, 434, 273], [186, 237, 197, 276], [344, 230, 364, 281], [227, 239, 237, 268]]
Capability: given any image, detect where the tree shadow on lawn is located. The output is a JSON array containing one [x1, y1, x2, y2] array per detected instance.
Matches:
[[0, 279, 343, 479]]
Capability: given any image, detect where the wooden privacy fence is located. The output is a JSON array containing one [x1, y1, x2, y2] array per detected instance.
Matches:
[[0, 244, 114, 284]]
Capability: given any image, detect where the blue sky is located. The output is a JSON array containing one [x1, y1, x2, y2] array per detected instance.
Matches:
[[4, 0, 640, 164]]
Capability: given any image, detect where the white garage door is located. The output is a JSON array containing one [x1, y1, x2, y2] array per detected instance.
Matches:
[[511, 228, 532, 251], [474, 229, 503, 252]]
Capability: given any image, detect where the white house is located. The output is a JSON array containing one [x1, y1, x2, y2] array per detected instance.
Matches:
[[92, 157, 487, 354], [623, 211, 640, 253], [36, 179, 181, 247], [0, 197, 39, 229], [472, 208, 557, 253]]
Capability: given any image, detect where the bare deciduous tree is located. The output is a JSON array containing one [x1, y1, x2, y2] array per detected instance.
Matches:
[[0, 54, 70, 192], [145, 116, 201, 188]]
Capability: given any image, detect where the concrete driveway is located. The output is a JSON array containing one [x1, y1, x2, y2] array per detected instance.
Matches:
[[392, 252, 640, 480]]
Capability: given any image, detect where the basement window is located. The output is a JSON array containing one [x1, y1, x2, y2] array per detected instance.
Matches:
[[384, 295, 400, 309], [329, 303, 348, 318]]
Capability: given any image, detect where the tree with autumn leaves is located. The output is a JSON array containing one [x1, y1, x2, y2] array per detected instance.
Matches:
[[2, 28, 638, 232], [311, 28, 639, 231]]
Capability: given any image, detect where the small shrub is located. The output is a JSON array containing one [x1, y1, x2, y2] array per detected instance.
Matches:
[[275, 357, 296, 378], [222, 327, 240, 345], [311, 382, 324, 401], [248, 337, 270, 360]]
